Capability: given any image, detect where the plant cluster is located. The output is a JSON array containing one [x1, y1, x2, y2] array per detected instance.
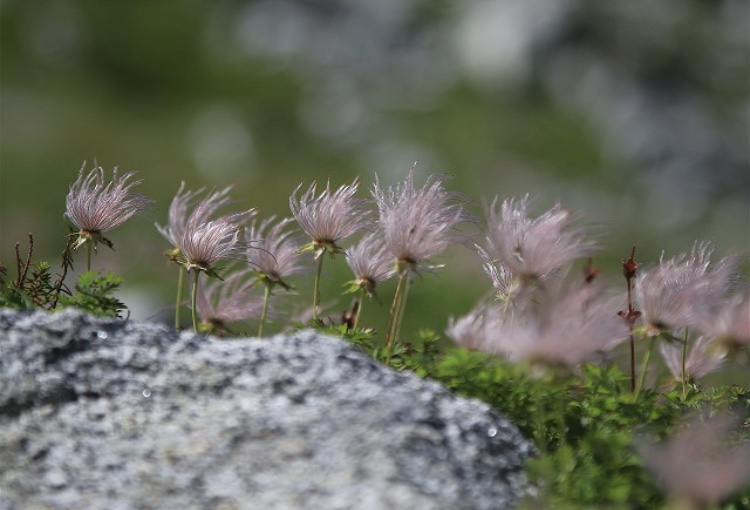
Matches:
[[1, 162, 748, 509]]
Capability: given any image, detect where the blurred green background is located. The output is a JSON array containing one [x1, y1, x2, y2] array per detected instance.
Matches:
[[1, 0, 748, 338]]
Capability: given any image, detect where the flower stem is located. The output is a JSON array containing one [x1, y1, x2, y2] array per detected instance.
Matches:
[[312, 255, 324, 321], [174, 268, 184, 330], [394, 275, 411, 345], [634, 336, 657, 400], [191, 270, 200, 333], [259, 283, 271, 337], [353, 288, 365, 331], [86, 244, 92, 272], [385, 271, 407, 363], [681, 328, 689, 401]]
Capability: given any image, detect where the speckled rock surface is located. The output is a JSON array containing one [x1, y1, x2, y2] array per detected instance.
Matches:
[[0, 309, 533, 510]]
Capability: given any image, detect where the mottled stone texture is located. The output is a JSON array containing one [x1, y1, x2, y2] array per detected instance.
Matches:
[[0, 309, 533, 510]]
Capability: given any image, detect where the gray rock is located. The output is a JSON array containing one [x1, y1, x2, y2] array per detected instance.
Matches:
[[0, 309, 533, 510]]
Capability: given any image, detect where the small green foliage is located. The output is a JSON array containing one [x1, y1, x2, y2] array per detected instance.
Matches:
[[58, 271, 127, 318], [0, 234, 128, 318]]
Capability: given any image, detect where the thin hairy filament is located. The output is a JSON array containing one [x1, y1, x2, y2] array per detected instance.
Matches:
[[259, 284, 271, 337], [312, 255, 324, 321], [174, 269, 184, 330], [191, 270, 200, 333]]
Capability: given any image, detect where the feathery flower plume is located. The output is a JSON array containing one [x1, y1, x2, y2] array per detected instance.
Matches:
[[196, 269, 268, 336], [372, 171, 472, 275], [246, 216, 306, 336], [446, 300, 502, 352], [343, 233, 396, 330], [701, 289, 750, 353], [479, 196, 594, 293], [289, 179, 371, 258], [155, 182, 207, 260], [637, 413, 750, 507], [178, 190, 255, 276], [635, 242, 736, 336], [373, 170, 473, 359], [65, 163, 152, 266], [156, 184, 254, 332], [290, 179, 370, 320], [344, 233, 395, 297], [450, 284, 627, 369], [246, 216, 305, 289], [660, 335, 725, 384]]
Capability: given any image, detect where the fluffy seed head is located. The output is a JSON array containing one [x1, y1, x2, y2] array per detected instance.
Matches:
[[659, 335, 725, 383], [196, 269, 268, 334], [635, 242, 737, 335], [449, 284, 627, 369], [480, 196, 594, 285], [245, 216, 306, 289], [155, 182, 207, 249], [372, 171, 472, 274], [289, 179, 371, 257], [172, 187, 255, 274], [637, 413, 750, 505], [65, 163, 152, 249], [345, 233, 396, 296]]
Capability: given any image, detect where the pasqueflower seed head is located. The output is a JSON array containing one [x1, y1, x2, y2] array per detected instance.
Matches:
[[480, 196, 594, 285], [635, 241, 737, 335], [451, 284, 627, 369], [245, 216, 306, 289], [65, 163, 152, 250], [155, 182, 208, 250], [289, 179, 371, 257], [345, 233, 395, 296], [175, 187, 255, 275], [637, 413, 750, 505], [372, 171, 472, 274], [660, 335, 725, 384], [196, 269, 269, 333]]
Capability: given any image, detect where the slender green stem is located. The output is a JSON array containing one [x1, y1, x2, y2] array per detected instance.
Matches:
[[634, 336, 657, 400], [174, 268, 184, 330], [353, 288, 365, 331], [86, 244, 92, 272], [259, 283, 271, 337], [393, 275, 411, 347], [681, 328, 689, 401], [385, 271, 407, 363], [191, 270, 200, 333], [312, 255, 324, 321]]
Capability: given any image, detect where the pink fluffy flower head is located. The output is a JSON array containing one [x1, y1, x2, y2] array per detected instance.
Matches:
[[479, 196, 594, 290], [344, 233, 396, 297], [65, 163, 152, 251], [372, 171, 472, 275], [448, 283, 627, 370], [158, 185, 254, 276], [635, 241, 737, 336], [637, 413, 750, 506], [196, 268, 268, 335], [289, 179, 371, 259], [245, 216, 306, 290], [659, 335, 725, 384]]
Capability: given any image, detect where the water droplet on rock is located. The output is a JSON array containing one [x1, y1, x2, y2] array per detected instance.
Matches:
[[142, 389, 151, 398], [487, 427, 497, 438], [96, 330, 108, 339]]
